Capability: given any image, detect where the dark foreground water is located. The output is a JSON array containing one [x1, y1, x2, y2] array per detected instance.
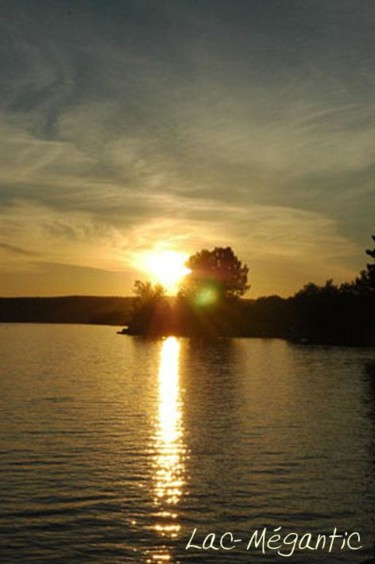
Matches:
[[0, 324, 374, 563]]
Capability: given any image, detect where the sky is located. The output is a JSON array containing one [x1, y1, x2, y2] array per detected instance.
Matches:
[[0, 0, 374, 297]]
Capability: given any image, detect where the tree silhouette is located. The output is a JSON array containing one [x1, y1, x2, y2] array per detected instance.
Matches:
[[351, 234, 375, 294], [126, 280, 169, 335], [365, 234, 375, 288], [133, 280, 165, 302], [295, 279, 339, 299], [181, 246, 249, 304]]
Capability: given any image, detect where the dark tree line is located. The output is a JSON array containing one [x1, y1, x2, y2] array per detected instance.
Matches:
[[125, 238, 375, 345]]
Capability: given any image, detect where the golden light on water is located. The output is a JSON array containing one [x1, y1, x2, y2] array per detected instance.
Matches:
[[154, 337, 184, 517], [158, 337, 181, 452], [150, 337, 186, 563]]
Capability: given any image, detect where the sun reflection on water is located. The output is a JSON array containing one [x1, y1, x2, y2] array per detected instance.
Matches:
[[149, 337, 186, 563]]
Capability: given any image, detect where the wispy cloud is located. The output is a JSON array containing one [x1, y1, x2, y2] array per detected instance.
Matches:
[[0, 0, 373, 296], [0, 243, 35, 256]]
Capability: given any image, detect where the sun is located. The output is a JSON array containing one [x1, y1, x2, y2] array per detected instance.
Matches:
[[136, 250, 191, 294]]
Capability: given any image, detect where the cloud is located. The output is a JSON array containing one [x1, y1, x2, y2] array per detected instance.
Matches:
[[0, 243, 36, 256], [0, 0, 373, 296]]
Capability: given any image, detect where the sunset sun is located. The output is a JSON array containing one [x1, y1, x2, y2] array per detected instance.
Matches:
[[136, 250, 191, 294]]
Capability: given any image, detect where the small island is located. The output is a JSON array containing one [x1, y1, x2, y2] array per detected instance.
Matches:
[[122, 238, 375, 346], [1, 239, 373, 347]]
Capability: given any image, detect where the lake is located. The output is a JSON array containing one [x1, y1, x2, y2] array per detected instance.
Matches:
[[0, 324, 374, 563]]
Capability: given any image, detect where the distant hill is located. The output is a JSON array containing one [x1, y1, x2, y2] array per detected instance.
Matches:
[[0, 296, 134, 325]]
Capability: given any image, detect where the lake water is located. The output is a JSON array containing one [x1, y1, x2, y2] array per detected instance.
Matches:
[[0, 324, 374, 563]]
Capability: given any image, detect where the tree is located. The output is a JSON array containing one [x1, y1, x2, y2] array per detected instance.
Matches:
[[365, 234, 375, 288], [351, 234, 375, 294], [181, 246, 249, 303], [126, 280, 168, 335], [133, 280, 165, 302], [294, 279, 339, 299]]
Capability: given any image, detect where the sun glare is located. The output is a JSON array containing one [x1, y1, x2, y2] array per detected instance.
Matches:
[[136, 250, 191, 294]]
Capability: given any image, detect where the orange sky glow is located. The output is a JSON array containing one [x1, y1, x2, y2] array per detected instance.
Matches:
[[0, 2, 373, 298]]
